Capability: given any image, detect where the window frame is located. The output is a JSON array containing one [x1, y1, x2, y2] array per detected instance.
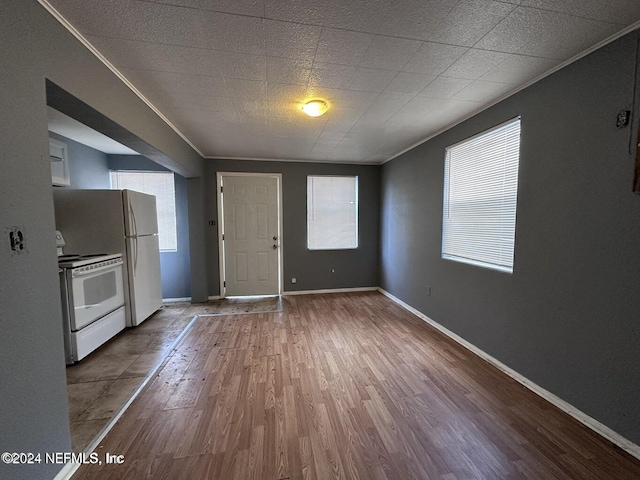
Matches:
[[306, 175, 359, 251], [441, 117, 522, 274], [109, 170, 178, 253]]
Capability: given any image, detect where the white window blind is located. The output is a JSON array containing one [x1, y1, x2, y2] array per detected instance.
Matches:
[[110, 171, 177, 252], [442, 118, 521, 273], [307, 176, 358, 250]]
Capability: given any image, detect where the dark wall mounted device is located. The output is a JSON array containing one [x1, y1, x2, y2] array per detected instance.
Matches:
[[616, 110, 631, 128], [9, 228, 25, 252]]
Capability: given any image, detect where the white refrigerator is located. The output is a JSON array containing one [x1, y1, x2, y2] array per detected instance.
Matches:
[[53, 189, 163, 327]]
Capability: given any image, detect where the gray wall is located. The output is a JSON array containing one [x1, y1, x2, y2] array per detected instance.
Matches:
[[108, 155, 191, 299], [49, 132, 111, 189], [0, 3, 203, 479], [380, 32, 640, 444], [204, 160, 380, 295]]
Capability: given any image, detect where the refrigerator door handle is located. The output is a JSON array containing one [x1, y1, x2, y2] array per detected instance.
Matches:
[[133, 236, 138, 273], [130, 201, 138, 238]]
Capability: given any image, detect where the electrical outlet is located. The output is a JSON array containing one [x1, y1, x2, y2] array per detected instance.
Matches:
[[616, 110, 631, 129], [331, 268, 335, 274], [291, 277, 297, 284], [9, 228, 25, 253]]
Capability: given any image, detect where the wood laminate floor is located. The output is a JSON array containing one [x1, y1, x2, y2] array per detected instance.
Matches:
[[73, 292, 640, 479]]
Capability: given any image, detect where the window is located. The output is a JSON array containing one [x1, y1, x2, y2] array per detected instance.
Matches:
[[442, 118, 521, 273], [307, 175, 358, 250], [110, 171, 177, 252]]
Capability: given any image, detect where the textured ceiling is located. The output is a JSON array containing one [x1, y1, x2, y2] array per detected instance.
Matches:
[[45, 0, 640, 164]]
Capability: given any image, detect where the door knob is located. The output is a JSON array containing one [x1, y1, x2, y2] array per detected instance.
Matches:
[[272, 244, 278, 250], [273, 235, 278, 241]]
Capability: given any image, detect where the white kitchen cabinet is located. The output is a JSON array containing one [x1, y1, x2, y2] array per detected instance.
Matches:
[[50, 137, 70, 187]]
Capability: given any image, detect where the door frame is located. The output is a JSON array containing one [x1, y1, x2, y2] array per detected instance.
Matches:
[[216, 172, 284, 299]]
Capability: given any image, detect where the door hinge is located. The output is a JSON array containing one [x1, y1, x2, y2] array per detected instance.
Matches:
[[223, 281, 226, 287], [220, 185, 223, 193], [222, 233, 225, 241]]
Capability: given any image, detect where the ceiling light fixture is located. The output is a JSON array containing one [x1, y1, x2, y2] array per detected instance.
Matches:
[[301, 99, 329, 117]]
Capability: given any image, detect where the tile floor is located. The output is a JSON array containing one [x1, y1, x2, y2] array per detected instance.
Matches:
[[66, 302, 193, 452]]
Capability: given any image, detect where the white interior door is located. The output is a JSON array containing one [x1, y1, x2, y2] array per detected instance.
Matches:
[[221, 175, 280, 296]]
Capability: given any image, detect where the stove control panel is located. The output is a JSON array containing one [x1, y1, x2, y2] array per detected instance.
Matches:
[[65, 255, 124, 276]]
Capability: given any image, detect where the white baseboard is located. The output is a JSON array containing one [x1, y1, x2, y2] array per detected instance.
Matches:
[[207, 295, 221, 301], [282, 287, 378, 296], [209, 288, 376, 299], [377, 287, 640, 461], [162, 297, 191, 303]]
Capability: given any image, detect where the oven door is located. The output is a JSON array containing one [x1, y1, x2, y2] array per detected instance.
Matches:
[[68, 262, 125, 331]]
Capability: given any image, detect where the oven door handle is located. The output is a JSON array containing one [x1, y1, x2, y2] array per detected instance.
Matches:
[[71, 261, 123, 277]]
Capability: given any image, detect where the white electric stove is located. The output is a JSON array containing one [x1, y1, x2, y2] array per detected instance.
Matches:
[[56, 231, 126, 364]]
